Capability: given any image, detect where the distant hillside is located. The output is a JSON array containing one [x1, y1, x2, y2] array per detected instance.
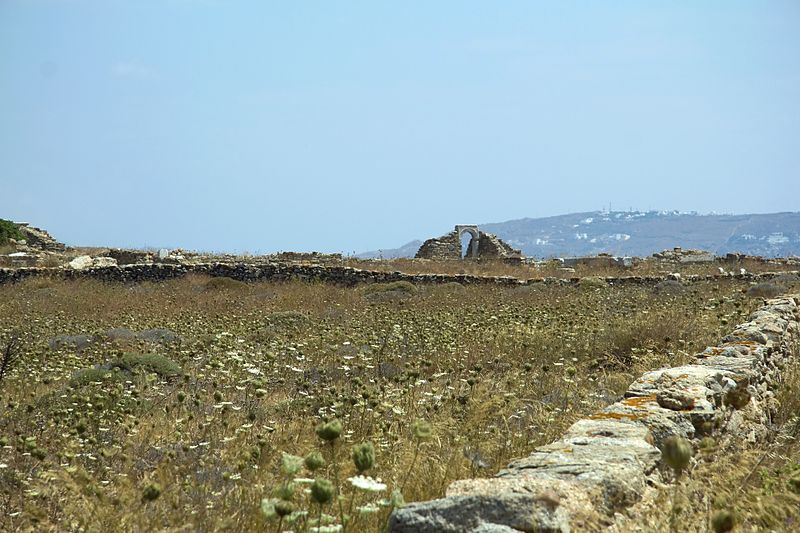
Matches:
[[358, 211, 800, 259], [356, 240, 422, 259]]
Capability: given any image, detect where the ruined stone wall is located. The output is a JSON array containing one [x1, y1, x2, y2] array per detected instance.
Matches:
[[415, 228, 522, 260], [653, 247, 715, 263], [0, 263, 797, 289], [16, 224, 65, 251], [389, 295, 800, 532], [561, 256, 634, 269], [477, 232, 522, 259], [414, 231, 462, 260]]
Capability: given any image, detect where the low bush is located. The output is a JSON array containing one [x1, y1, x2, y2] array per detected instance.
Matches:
[[578, 276, 606, 290], [746, 283, 783, 299], [111, 353, 182, 378], [654, 279, 686, 294], [70, 367, 126, 387], [362, 281, 417, 296], [0, 219, 24, 245]]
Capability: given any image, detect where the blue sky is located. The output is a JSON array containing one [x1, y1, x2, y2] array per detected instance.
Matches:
[[2, 1, 799, 253]]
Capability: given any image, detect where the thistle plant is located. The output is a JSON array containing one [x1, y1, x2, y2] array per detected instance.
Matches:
[[315, 419, 345, 527], [305, 451, 326, 472], [662, 435, 693, 532], [261, 421, 398, 532], [351, 442, 375, 474], [711, 509, 735, 533], [400, 420, 432, 492], [141, 482, 161, 502], [662, 435, 692, 477]]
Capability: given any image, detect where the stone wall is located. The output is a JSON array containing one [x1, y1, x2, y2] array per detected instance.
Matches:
[[477, 232, 523, 260], [107, 249, 154, 266], [16, 223, 65, 251], [415, 231, 463, 260], [1, 262, 798, 289], [560, 256, 635, 269], [653, 247, 715, 263], [389, 295, 800, 532]]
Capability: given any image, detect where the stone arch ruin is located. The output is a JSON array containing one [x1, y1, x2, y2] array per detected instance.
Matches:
[[456, 224, 480, 258], [415, 225, 523, 260]]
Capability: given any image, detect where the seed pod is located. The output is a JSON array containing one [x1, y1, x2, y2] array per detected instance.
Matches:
[[310, 478, 335, 505], [352, 442, 376, 473], [661, 436, 692, 473], [274, 500, 294, 517], [281, 453, 304, 476], [315, 419, 342, 442], [304, 451, 326, 471], [142, 482, 162, 502], [412, 420, 433, 441], [711, 509, 735, 532]]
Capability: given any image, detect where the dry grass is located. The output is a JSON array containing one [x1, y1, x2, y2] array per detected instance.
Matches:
[[344, 256, 800, 280], [0, 274, 763, 531]]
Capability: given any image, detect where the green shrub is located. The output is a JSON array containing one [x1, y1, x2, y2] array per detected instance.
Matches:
[[362, 281, 417, 296], [111, 353, 182, 378], [70, 367, 126, 387], [746, 283, 783, 299], [0, 219, 24, 246], [654, 280, 685, 294], [578, 276, 607, 290]]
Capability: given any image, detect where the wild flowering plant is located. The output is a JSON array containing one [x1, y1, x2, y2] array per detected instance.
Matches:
[[260, 418, 417, 532]]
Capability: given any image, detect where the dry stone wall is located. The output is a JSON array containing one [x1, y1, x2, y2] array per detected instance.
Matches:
[[0, 262, 797, 289], [388, 294, 800, 532]]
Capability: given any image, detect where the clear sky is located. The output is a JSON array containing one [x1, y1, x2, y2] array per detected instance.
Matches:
[[2, 1, 799, 253]]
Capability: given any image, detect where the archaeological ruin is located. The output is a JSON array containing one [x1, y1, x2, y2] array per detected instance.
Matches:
[[415, 225, 523, 260]]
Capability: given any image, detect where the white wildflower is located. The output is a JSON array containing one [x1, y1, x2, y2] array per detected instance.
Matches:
[[348, 475, 387, 492]]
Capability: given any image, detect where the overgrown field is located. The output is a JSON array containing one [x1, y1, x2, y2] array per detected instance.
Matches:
[[0, 274, 776, 531]]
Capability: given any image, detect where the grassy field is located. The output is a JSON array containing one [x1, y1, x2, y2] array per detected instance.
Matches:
[[0, 273, 790, 531]]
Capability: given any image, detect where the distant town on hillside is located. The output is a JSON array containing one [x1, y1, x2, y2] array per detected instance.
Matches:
[[358, 210, 800, 259]]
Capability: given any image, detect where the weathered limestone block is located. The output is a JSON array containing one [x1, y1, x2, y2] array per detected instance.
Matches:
[[68, 255, 94, 270], [389, 492, 576, 533], [92, 256, 118, 268], [499, 420, 660, 514], [723, 326, 770, 345]]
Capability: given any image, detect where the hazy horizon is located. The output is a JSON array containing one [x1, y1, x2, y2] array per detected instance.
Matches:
[[3, 1, 799, 253]]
